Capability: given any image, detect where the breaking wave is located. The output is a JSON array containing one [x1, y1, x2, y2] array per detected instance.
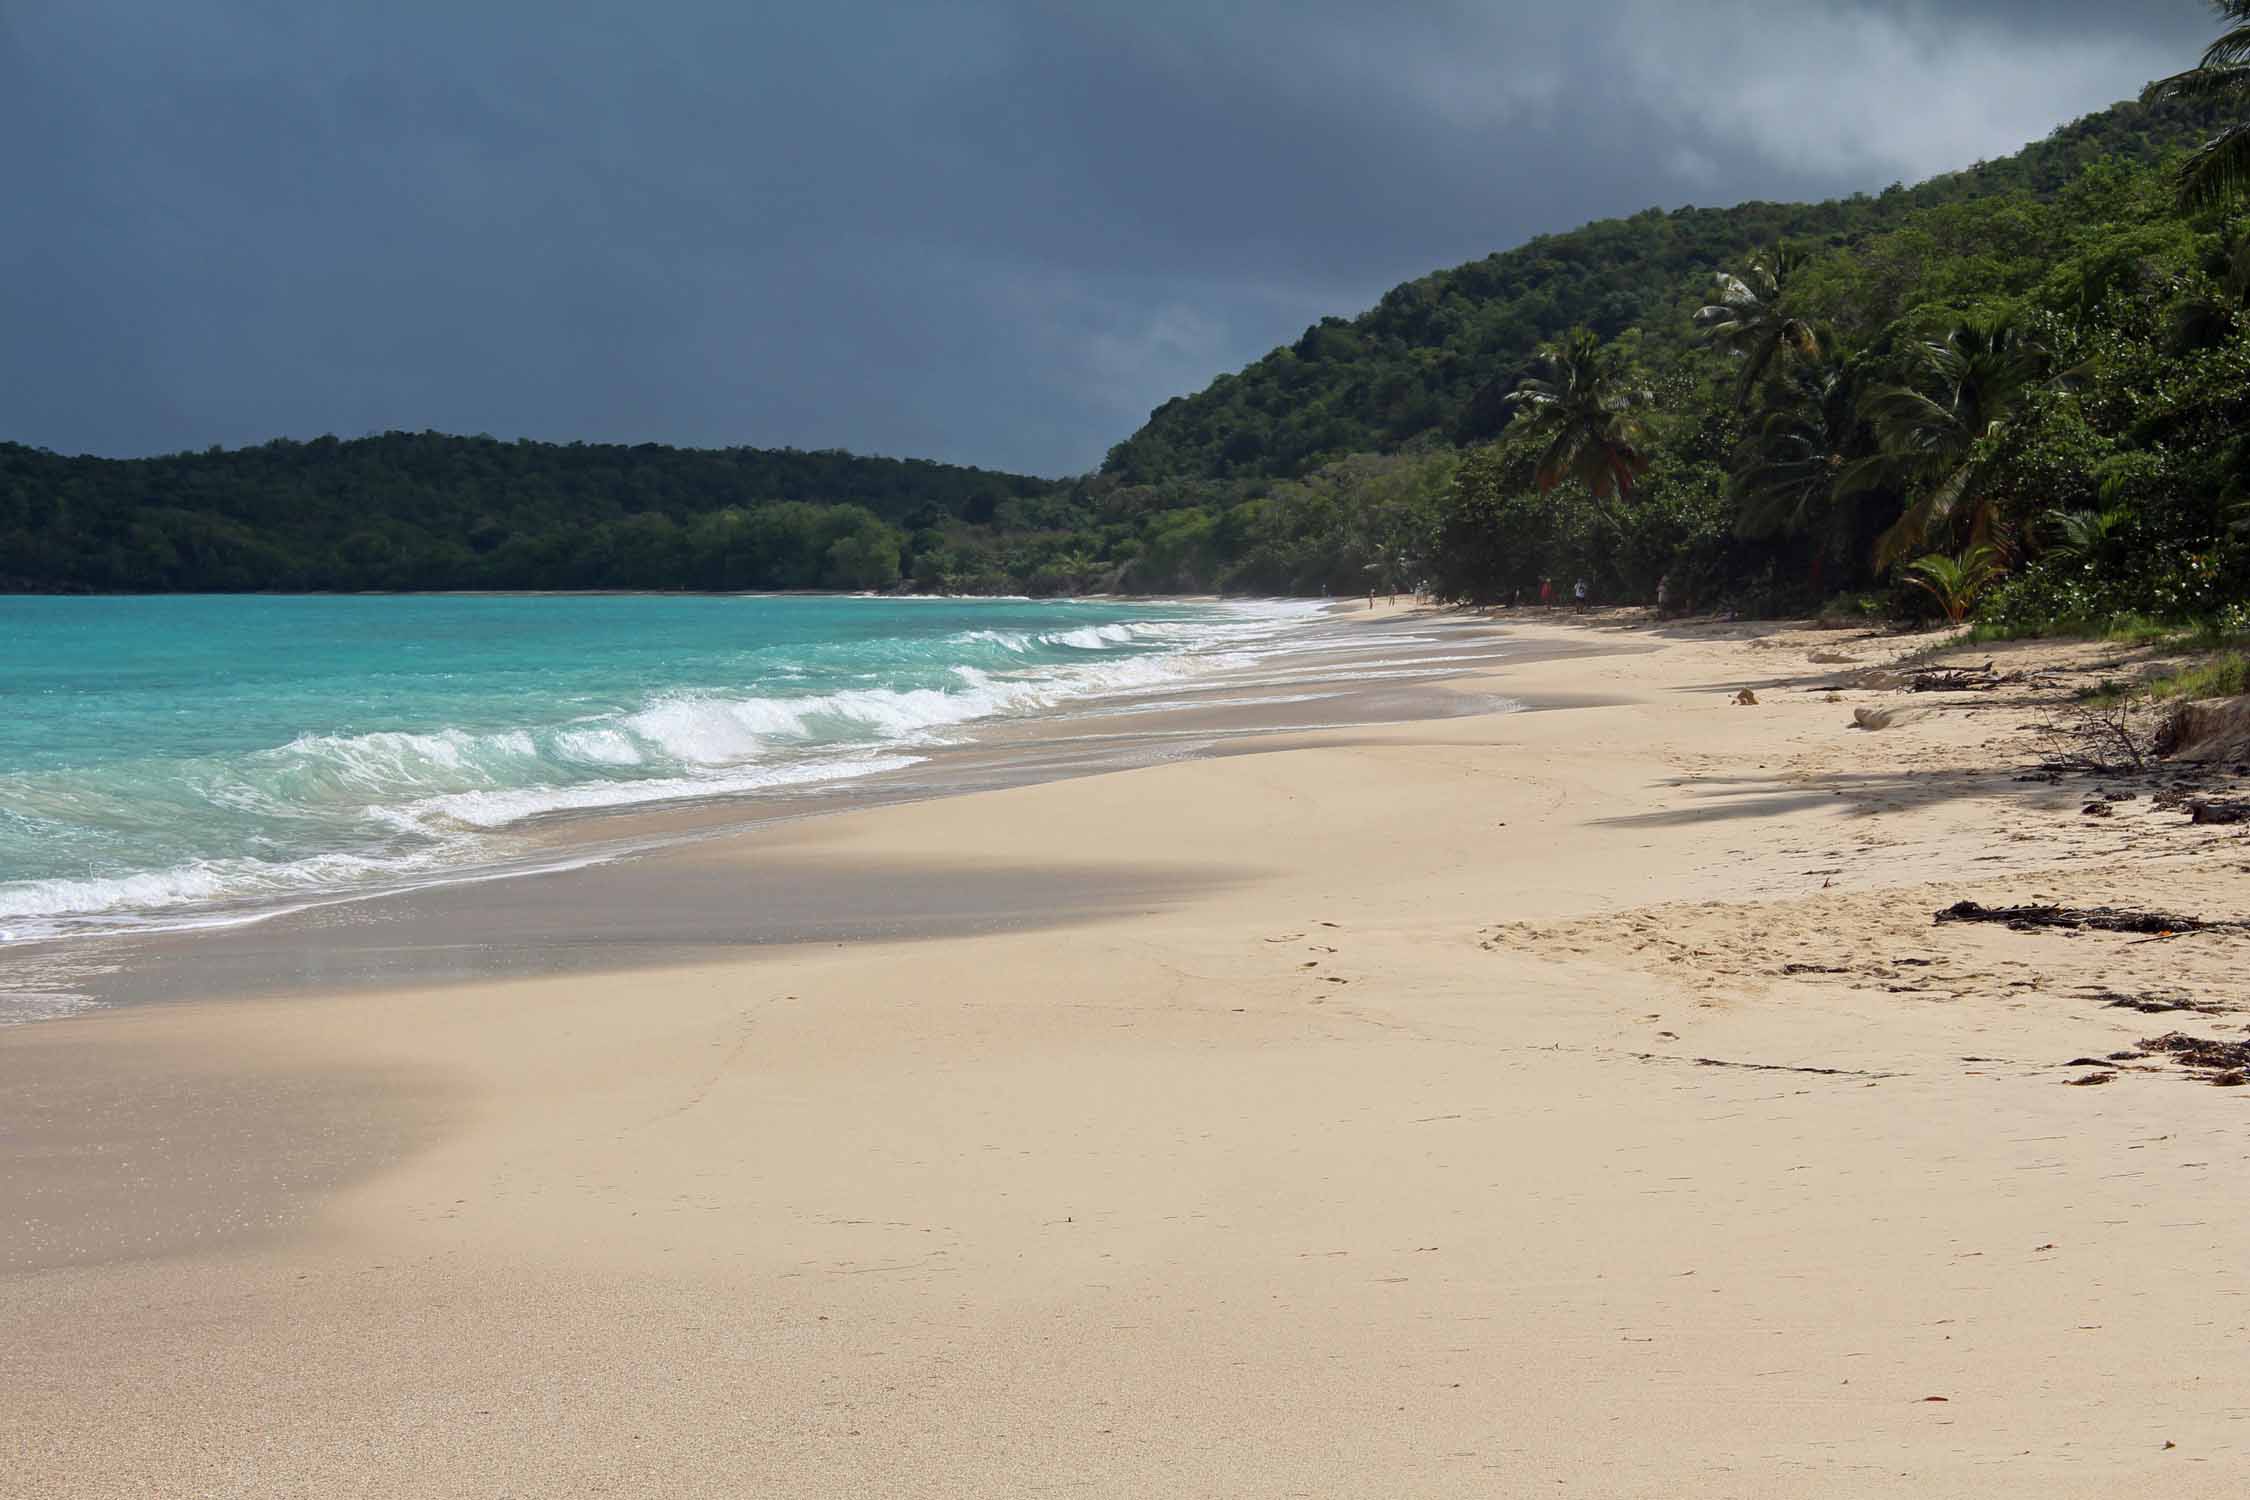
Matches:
[[0, 596, 1323, 942]]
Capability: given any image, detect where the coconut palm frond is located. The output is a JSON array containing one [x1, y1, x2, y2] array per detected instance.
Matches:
[[2144, 62, 2250, 105], [2195, 5, 2250, 68], [1856, 316, 2056, 573], [1859, 385, 1961, 450], [2144, 8, 2250, 206], [1874, 461, 1977, 571], [1506, 327, 1650, 507], [1694, 247, 1820, 408], [1729, 353, 1868, 542], [1692, 274, 1760, 325], [1903, 546, 2004, 625], [2177, 121, 2250, 212], [2044, 507, 2131, 560]]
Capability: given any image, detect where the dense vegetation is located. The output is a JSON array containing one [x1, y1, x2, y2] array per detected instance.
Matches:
[[1416, 141, 2250, 625], [1100, 98, 2226, 485], [0, 436, 1051, 593], [6, 35, 2249, 632]]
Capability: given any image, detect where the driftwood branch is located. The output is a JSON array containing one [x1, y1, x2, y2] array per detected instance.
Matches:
[[1902, 661, 2064, 692], [2034, 698, 2159, 773]]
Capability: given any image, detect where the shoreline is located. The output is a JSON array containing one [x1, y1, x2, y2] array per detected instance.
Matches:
[[2, 603, 1608, 1015], [6, 613, 2248, 1495], [0, 594, 1350, 962], [0, 593, 1333, 958]]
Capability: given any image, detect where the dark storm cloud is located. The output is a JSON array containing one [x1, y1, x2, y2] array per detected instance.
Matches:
[[0, 1, 2218, 475]]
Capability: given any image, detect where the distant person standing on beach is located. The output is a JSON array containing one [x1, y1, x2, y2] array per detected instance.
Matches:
[[1574, 577, 1588, 610], [1539, 577, 1553, 608]]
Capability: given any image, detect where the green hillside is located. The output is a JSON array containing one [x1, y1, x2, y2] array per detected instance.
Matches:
[[0, 433, 1050, 593], [1103, 98, 2222, 486]]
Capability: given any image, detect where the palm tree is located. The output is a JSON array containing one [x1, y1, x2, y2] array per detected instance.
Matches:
[[2143, 3, 2250, 209], [1904, 546, 2003, 626], [2043, 507, 2131, 562], [1053, 548, 1099, 590], [1505, 327, 1651, 510], [1730, 345, 1865, 541], [1694, 245, 1820, 408], [1858, 316, 2054, 570]]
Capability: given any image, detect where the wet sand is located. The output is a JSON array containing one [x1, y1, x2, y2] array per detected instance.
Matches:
[[4, 1011, 456, 1273]]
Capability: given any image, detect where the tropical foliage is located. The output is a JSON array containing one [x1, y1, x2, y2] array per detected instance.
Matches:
[[1694, 246, 1820, 407], [2143, 1, 2250, 208], [1904, 547, 2004, 625], [1857, 315, 2057, 568], [1101, 95, 2229, 484], [1504, 328, 1651, 506], [0, 435, 1047, 593]]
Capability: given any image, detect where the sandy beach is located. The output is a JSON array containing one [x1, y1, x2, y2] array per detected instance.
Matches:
[[6, 609, 2248, 1497]]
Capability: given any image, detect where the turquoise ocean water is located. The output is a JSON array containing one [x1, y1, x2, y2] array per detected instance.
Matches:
[[0, 594, 1318, 944]]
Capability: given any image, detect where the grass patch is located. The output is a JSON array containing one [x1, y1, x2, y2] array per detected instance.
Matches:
[[2149, 651, 2250, 701], [1961, 612, 2250, 650], [2100, 614, 2183, 645], [1962, 612, 2182, 646], [2075, 651, 2248, 706], [1959, 617, 2098, 644], [2182, 619, 2250, 652]]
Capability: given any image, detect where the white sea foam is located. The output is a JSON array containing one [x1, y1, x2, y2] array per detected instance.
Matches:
[[1046, 623, 1137, 649], [0, 597, 1335, 946], [954, 629, 1034, 651], [406, 751, 923, 830], [0, 847, 430, 927], [554, 728, 646, 766]]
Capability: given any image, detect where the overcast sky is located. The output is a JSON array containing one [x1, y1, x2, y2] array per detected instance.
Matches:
[[0, 1, 2219, 476]]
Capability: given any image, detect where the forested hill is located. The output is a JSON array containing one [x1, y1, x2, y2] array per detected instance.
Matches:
[[5, 88, 2244, 603], [1101, 96, 2224, 485], [0, 433, 1050, 592]]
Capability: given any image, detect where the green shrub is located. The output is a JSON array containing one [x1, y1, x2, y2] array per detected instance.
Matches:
[[2149, 652, 2249, 701]]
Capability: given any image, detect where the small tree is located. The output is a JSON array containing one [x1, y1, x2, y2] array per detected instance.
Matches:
[[1904, 545, 2003, 625]]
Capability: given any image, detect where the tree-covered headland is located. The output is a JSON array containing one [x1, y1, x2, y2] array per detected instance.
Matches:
[[0, 437, 1055, 594], [7, 14, 2250, 638]]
